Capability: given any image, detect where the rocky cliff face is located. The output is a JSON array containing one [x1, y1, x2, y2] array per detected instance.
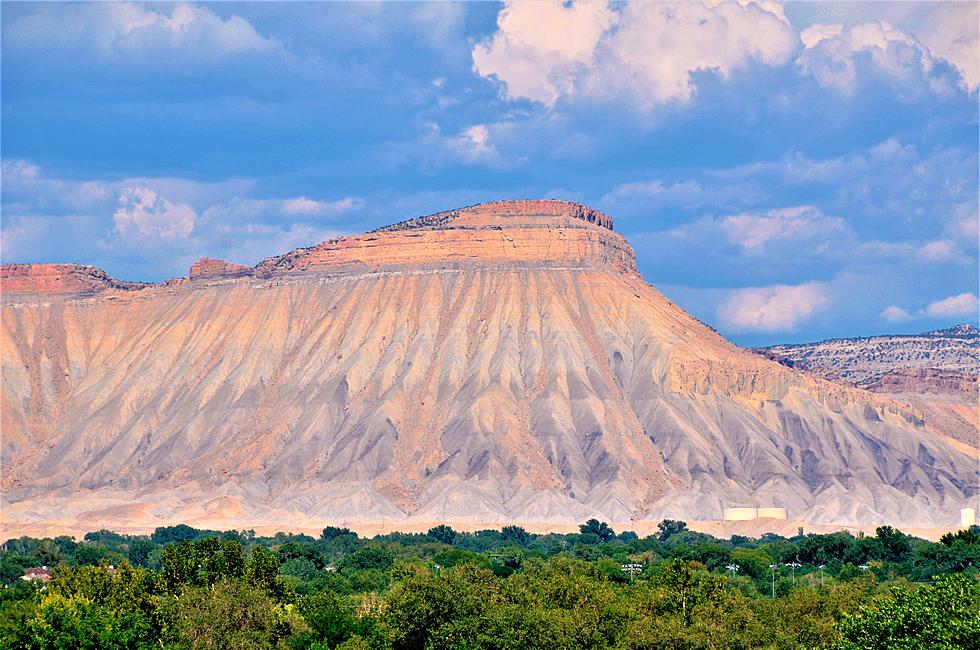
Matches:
[[760, 326, 978, 450], [1, 201, 976, 534], [254, 199, 635, 275], [189, 258, 252, 280], [2, 264, 149, 295]]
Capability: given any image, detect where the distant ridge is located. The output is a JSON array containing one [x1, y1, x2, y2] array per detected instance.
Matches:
[[758, 324, 978, 383], [925, 323, 979, 338], [760, 325, 978, 449]]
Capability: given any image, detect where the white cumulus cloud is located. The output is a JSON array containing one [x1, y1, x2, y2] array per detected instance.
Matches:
[[1, 159, 40, 182], [797, 21, 957, 94], [6, 2, 282, 68], [912, 2, 979, 91], [925, 292, 979, 319], [915, 240, 957, 264], [719, 206, 850, 254], [113, 187, 196, 241], [881, 292, 978, 323], [473, 0, 798, 108], [472, 0, 615, 106], [880, 305, 913, 322], [281, 196, 364, 217], [946, 202, 979, 246], [719, 282, 828, 332]]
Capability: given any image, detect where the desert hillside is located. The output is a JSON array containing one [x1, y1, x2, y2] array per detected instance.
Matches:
[[760, 326, 978, 449], [2, 201, 976, 535]]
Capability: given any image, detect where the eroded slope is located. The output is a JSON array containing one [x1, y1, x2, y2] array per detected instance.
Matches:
[[2, 201, 976, 533]]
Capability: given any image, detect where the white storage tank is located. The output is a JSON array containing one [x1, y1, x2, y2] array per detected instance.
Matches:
[[962, 508, 976, 527], [757, 507, 788, 519], [723, 507, 758, 521]]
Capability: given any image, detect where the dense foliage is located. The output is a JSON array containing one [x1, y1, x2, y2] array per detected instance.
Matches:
[[1, 521, 977, 649]]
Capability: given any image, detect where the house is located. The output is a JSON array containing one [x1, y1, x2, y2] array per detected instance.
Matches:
[[21, 566, 51, 583]]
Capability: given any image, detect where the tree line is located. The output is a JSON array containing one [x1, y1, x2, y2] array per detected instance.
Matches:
[[1, 520, 977, 648]]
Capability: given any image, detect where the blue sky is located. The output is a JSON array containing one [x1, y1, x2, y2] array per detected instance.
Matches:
[[2, 1, 977, 345]]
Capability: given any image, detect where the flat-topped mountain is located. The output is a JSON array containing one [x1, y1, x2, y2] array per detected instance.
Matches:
[[2, 200, 634, 294], [1, 201, 975, 534], [760, 326, 978, 449], [253, 199, 635, 275]]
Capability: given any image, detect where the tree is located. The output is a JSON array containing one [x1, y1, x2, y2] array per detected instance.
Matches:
[[432, 549, 486, 570], [939, 527, 980, 546], [321, 527, 357, 541], [83, 530, 128, 546], [73, 544, 110, 567], [798, 532, 853, 565], [127, 539, 154, 568], [247, 546, 285, 599], [874, 526, 911, 563], [278, 541, 322, 567], [427, 525, 459, 546], [657, 519, 687, 542], [686, 542, 731, 570], [655, 559, 724, 626], [0, 552, 36, 586], [500, 525, 532, 546], [27, 594, 132, 650], [835, 573, 980, 649], [281, 558, 320, 581], [384, 564, 498, 650], [151, 524, 203, 545], [295, 591, 363, 648], [27, 564, 167, 649], [0, 597, 36, 649], [219, 539, 247, 579], [173, 578, 297, 649], [161, 541, 197, 590], [339, 547, 395, 573], [579, 519, 615, 542], [488, 547, 525, 577]]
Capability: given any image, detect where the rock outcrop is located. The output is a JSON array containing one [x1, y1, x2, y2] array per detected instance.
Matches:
[[189, 257, 253, 280], [868, 367, 977, 397], [1, 264, 148, 295], [1, 201, 976, 535]]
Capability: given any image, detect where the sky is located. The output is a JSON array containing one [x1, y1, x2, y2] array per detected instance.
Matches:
[[1, 1, 977, 346]]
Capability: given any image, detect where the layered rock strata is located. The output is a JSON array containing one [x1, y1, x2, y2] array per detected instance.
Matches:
[[2, 264, 148, 295], [255, 199, 635, 275], [189, 258, 252, 280], [1, 201, 976, 534]]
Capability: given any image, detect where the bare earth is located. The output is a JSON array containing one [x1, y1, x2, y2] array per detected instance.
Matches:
[[2, 201, 977, 538], [760, 326, 979, 449]]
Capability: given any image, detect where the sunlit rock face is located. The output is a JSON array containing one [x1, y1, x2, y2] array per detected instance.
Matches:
[[189, 258, 252, 280], [1, 201, 976, 534]]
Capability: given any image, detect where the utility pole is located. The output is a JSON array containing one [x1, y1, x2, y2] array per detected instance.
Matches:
[[725, 563, 739, 580], [769, 564, 778, 598], [818, 564, 826, 587], [621, 563, 643, 585], [786, 561, 801, 585]]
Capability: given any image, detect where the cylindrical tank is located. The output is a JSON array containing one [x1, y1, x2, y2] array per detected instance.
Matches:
[[757, 507, 788, 520], [962, 508, 977, 527], [723, 507, 758, 521]]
